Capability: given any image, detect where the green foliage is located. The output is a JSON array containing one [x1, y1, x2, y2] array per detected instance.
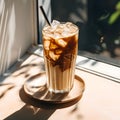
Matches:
[[108, 1, 120, 24], [109, 11, 120, 24], [116, 1, 120, 10]]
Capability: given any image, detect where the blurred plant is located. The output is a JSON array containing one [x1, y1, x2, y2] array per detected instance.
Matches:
[[96, 1, 120, 58], [109, 1, 120, 24]]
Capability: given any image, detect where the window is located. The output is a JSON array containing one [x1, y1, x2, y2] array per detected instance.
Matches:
[[37, 0, 51, 44], [51, 0, 120, 81], [0, 0, 119, 81]]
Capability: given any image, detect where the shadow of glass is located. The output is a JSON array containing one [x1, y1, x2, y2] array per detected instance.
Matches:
[[32, 85, 68, 102], [20, 85, 71, 109], [4, 104, 56, 120], [3, 80, 84, 120]]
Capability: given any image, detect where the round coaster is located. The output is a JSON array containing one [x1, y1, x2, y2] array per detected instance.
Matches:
[[23, 72, 85, 108]]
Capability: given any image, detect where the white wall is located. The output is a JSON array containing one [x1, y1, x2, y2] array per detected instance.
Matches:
[[0, 0, 37, 75], [0, 0, 51, 75]]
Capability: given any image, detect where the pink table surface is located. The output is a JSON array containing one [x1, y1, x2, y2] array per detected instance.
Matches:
[[0, 54, 120, 120]]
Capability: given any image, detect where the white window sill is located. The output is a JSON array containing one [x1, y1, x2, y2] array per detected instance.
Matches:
[[76, 56, 120, 82]]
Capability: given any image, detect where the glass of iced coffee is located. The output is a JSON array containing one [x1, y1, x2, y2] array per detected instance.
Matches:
[[42, 20, 79, 93]]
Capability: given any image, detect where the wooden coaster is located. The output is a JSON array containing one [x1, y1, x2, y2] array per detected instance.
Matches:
[[23, 72, 85, 108]]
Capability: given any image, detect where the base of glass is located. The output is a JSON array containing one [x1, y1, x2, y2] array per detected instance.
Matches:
[[23, 72, 85, 108], [48, 88, 71, 94]]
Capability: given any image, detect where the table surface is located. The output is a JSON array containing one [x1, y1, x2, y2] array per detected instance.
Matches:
[[0, 54, 120, 120]]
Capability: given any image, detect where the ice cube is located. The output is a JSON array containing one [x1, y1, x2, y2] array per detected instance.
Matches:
[[44, 40, 50, 50], [54, 32, 62, 39], [62, 30, 69, 37], [43, 25, 50, 31], [51, 20, 60, 27], [50, 20, 60, 31], [55, 39, 67, 48], [66, 22, 72, 27], [49, 51, 60, 61], [54, 48, 63, 55], [64, 22, 78, 35], [50, 42, 58, 50], [61, 24, 72, 37], [43, 35, 51, 41]]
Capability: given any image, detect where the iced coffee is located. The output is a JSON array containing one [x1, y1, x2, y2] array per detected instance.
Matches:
[[42, 20, 79, 93]]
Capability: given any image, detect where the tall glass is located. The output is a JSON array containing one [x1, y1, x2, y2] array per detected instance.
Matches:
[[42, 20, 79, 93]]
